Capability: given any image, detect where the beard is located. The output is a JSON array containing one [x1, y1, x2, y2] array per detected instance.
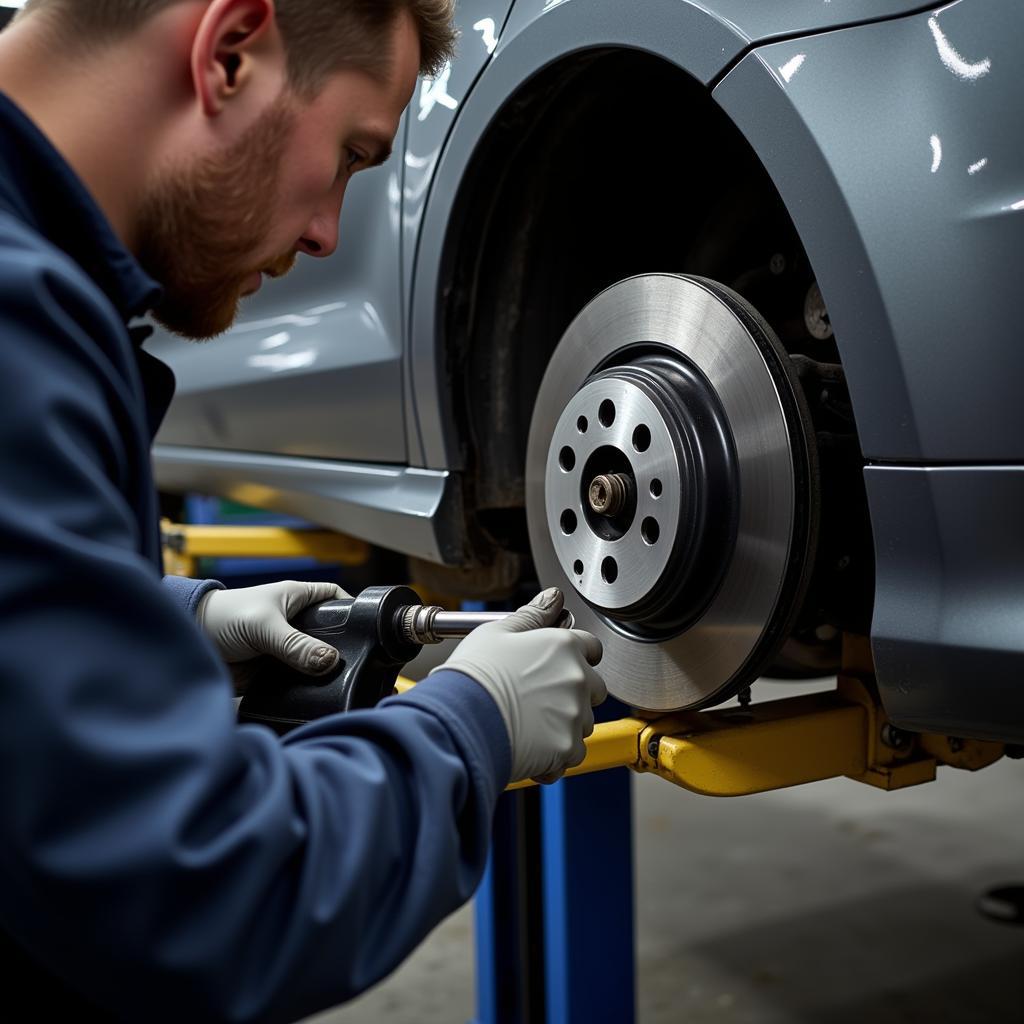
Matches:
[[137, 97, 298, 340]]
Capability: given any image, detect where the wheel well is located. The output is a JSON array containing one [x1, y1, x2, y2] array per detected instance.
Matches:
[[445, 50, 809, 531], [440, 48, 873, 649]]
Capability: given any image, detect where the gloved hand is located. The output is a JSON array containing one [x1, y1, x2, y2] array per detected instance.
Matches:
[[432, 587, 607, 784], [197, 581, 349, 676]]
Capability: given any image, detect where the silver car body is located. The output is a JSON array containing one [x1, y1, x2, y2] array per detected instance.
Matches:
[[151, 0, 1024, 741]]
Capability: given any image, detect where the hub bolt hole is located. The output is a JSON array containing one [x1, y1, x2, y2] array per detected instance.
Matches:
[[560, 509, 578, 535], [632, 424, 651, 453], [598, 400, 616, 428], [558, 446, 576, 472], [641, 517, 660, 545], [576, 415, 588, 434], [650, 478, 663, 499], [601, 556, 619, 584], [573, 559, 584, 577]]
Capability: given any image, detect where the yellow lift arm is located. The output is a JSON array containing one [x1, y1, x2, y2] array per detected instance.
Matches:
[[400, 642, 1004, 797], [161, 519, 371, 578]]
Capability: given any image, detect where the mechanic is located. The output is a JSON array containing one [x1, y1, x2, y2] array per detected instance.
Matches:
[[0, 1, 606, 1020]]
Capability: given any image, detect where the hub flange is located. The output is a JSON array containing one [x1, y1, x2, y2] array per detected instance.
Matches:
[[545, 353, 739, 636]]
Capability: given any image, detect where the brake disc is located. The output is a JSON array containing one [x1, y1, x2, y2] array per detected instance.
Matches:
[[525, 274, 817, 712]]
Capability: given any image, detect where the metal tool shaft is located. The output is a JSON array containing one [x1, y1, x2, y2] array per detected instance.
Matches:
[[400, 605, 575, 645], [428, 610, 513, 638]]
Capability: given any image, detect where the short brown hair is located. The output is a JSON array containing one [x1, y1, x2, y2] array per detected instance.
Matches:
[[19, 0, 456, 86]]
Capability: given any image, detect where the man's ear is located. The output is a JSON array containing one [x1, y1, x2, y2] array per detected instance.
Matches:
[[191, 0, 281, 117]]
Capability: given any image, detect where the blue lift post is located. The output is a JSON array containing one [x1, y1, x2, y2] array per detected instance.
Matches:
[[474, 789, 547, 1024], [474, 698, 636, 1024]]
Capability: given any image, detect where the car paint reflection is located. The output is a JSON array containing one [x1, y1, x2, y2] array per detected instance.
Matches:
[[928, 12, 991, 81], [418, 62, 459, 121], [473, 18, 499, 54], [778, 53, 805, 83]]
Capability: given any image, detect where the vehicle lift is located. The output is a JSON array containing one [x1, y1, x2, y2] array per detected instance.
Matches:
[[162, 520, 1009, 1024]]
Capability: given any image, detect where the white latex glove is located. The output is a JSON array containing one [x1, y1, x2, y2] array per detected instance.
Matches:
[[432, 587, 607, 784], [197, 581, 349, 676]]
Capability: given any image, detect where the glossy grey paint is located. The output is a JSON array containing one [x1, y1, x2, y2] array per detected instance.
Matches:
[[642, 0, 934, 41], [499, 0, 935, 79], [715, 1, 1024, 461], [149, 127, 408, 464], [410, 0, 938, 471], [866, 465, 1024, 743], [155, 446, 461, 563]]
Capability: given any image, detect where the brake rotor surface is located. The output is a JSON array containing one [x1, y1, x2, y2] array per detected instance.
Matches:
[[525, 274, 816, 712]]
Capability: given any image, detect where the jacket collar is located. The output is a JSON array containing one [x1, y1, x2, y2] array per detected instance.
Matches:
[[0, 91, 162, 323]]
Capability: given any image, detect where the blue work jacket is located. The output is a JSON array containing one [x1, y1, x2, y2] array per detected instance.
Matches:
[[0, 91, 510, 1022]]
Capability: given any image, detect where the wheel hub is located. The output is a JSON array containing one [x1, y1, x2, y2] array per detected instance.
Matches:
[[545, 354, 738, 635], [526, 274, 816, 712]]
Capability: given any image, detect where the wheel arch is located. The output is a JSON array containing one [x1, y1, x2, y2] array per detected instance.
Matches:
[[435, 49, 771, 544], [408, 0, 751, 480], [410, 0, 931, 486], [413, 46, 875, 564]]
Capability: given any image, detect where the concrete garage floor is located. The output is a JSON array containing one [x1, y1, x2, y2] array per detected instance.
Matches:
[[311, 681, 1024, 1024]]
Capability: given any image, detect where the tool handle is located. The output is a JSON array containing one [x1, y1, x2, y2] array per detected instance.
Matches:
[[238, 585, 422, 735], [237, 588, 576, 735]]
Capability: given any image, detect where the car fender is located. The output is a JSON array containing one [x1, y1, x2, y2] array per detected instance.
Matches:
[[714, 0, 1024, 462], [408, 0, 940, 470]]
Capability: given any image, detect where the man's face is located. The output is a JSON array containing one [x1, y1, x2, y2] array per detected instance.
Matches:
[[140, 11, 420, 340]]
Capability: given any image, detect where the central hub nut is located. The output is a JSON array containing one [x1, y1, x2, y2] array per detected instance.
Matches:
[[588, 473, 630, 517]]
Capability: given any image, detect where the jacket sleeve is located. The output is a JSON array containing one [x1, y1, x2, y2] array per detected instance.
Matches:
[[0, 241, 511, 1022], [162, 574, 225, 617]]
